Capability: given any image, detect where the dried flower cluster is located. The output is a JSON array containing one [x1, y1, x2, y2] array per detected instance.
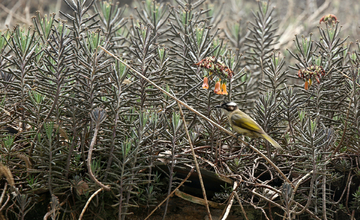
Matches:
[[196, 56, 233, 95], [195, 56, 234, 78], [297, 65, 326, 90], [319, 14, 338, 25]]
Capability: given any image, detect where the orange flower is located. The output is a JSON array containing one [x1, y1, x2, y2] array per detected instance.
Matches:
[[214, 81, 221, 94], [221, 83, 228, 95], [202, 77, 209, 89], [304, 80, 309, 90]]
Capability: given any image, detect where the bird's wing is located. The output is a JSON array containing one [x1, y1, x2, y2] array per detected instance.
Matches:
[[230, 113, 263, 134]]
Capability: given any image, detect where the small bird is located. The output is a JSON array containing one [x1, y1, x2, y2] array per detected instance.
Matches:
[[216, 102, 282, 150]]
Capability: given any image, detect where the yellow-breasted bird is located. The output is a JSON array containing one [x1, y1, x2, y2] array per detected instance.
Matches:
[[216, 102, 283, 150]]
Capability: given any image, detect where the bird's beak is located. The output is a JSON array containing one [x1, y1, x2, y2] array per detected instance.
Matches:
[[215, 105, 222, 109]]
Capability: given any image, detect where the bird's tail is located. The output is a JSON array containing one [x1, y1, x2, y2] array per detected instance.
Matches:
[[261, 133, 283, 150]]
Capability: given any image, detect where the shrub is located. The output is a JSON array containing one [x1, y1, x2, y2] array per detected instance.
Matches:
[[0, 0, 359, 219]]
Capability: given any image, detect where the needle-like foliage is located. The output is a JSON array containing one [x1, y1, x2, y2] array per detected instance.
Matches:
[[0, 1, 359, 219]]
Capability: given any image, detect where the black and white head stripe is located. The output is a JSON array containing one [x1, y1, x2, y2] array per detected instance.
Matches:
[[220, 102, 238, 111], [226, 102, 237, 107]]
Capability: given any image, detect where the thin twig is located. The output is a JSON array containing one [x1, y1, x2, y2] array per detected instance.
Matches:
[[339, 71, 360, 88], [87, 123, 111, 191], [219, 181, 238, 220], [0, 183, 9, 212], [290, 170, 313, 202], [79, 188, 104, 220], [144, 168, 194, 220], [251, 189, 286, 211], [0, 195, 10, 213], [165, 80, 203, 110], [0, 183, 7, 208], [99, 46, 293, 187], [234, 190, 249, 220], [292, 201, 322, 220], [177, 102, 212, 220]]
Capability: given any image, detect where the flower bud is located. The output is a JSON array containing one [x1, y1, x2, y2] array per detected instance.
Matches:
[[214, 81, 221, 94], [202, 77, 209, 89], [221, 83, 228, 95]]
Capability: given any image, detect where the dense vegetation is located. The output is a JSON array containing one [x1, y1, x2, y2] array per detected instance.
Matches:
[[0, 0, 359, 219]]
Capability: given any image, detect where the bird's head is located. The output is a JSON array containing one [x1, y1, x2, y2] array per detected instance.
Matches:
[[215, 102, 238, 114]]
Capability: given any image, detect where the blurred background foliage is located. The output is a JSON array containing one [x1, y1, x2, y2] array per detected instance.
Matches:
[[0, 0, 359, 219], [1, 0, 360, 51]]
